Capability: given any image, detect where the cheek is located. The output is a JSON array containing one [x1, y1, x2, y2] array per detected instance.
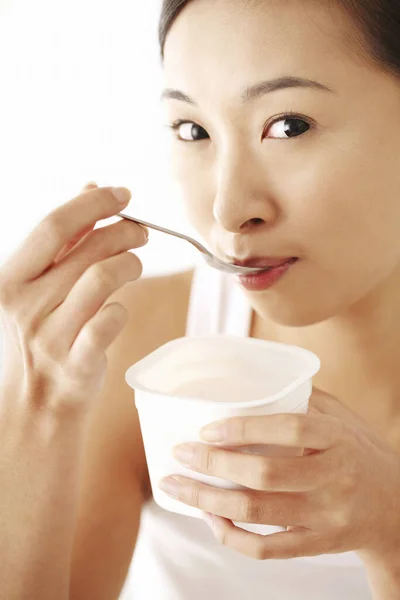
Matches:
[[185, 202, 214, 239], [270, 161, 400, 323], [285, 145, 400, 272], [171, 150, 215, 233], [294, 207, 398, 326]]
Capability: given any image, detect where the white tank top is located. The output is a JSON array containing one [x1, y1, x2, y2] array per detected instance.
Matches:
[[120, 262, 372, 600]]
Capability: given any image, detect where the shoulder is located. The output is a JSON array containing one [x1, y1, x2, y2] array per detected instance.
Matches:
[[109, 268, 194, 362]]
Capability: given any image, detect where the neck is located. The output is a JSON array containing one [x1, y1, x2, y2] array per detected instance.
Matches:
[[251, 268, 400, 442]]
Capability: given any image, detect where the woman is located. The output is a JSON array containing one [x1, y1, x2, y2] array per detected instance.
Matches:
[[0, 0, 399, 598]]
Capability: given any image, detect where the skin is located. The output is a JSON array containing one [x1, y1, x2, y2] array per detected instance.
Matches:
[[160, 0, 400, 438], [1, 1, 400, 597], [0, 180, 191, 599], [163, 0, 400, 328], [157, 0, 400, 595]]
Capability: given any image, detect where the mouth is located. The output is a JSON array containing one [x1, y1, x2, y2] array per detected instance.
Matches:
[[232, 256, 299, 271], [232, 256, 299, 291]]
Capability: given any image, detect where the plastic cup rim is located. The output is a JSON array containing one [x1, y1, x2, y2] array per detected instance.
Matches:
[[125, 336, 321, 410]]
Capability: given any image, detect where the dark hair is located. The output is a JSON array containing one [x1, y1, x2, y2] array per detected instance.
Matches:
[[159, 0, 191, 58], [158, 0, 400, 77]]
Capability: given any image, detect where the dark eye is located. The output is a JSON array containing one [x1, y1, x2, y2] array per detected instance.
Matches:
[[265, 116, 310, 139], [172, 121, 209, 142]]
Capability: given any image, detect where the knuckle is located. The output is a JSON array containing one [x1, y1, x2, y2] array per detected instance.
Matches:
[[18, 312, 39, 340], [287, 415, 309, 445], [0, 279, 18, 309], [257, 458, 277, 489], [339, 421, 355, 443], [340, 466, 357, 494], [238, 493, 263, 523], [87, 264, 115, 291], [186, 482, 202, 508], [339, 452, 360, 492], [329, 505, 351, 530], [316, 488, 349, 530], [107, 302, 129, 325], [31, 333, 60, 363], [43, 212, 65, 242], [333, 446, 357, 487], [251, 539, 269, 561], [201, 447, 218, 473], [226, 418, 247, 443], [66, 350, 107, 385], [79, 323, 103, 350], [89, 226, 107, 245]]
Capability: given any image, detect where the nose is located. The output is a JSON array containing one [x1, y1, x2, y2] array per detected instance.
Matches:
[[213, 151, 280, 234]]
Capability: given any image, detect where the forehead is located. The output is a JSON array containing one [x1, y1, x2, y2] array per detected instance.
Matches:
[[163, 0, 367, 98]]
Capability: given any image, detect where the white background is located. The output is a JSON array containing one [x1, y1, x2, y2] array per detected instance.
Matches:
[[0, 0, 199, 276], [0, 3, 198, 596]]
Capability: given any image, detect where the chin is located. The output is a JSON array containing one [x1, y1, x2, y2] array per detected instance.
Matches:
[[241, 263, 381, 328], [246, 290, 347, 328], [263, 303, 329, 328]]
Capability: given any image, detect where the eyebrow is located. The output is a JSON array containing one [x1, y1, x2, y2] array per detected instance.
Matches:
[[161, 76, 335, 105]]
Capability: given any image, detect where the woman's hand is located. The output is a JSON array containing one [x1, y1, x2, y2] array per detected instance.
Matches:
[[0, 183, 148, 414], [0, 183, 149, 600], [160, 389, 400, 562]]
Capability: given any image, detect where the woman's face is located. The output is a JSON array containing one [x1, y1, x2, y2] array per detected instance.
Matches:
[[162, 0, 400, 326]]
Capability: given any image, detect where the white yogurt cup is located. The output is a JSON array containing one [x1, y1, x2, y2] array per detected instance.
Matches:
[[125, 336, 320, 535]]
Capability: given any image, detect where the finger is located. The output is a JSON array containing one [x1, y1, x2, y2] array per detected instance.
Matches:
[[53, 183, 100, 262], [310, 387, 350, 416], [53, 221, 96, 264], [310, 387, 371, 429], [68, 301, 129, 381], [309, 388, 382, 447], [33, 218, 148, 316], [1, 186, 132, 282], [172, 443, 328, 491], [159, 476, 306, 527], [55, 217, 148, 275], [202, 515, 322, 560], [43, 251, 142, 350], [200, 413, 341, 450]]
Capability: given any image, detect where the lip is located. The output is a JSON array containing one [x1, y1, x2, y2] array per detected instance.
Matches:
[[232, 256, 296, 269], [237, 257, 299, 292]]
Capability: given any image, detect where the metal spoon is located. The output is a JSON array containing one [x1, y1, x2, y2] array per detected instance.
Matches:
[[117, 213, 264, 275]]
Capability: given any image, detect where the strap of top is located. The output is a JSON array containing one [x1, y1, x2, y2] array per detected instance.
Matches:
[[185, 261, 252, 338]]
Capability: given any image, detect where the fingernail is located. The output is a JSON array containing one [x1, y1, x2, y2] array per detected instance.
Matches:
[[112, 187, 131, 204], [200, 422, 226, 443], [159, 477, 182, 499], [140, 226, 149, 243]]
